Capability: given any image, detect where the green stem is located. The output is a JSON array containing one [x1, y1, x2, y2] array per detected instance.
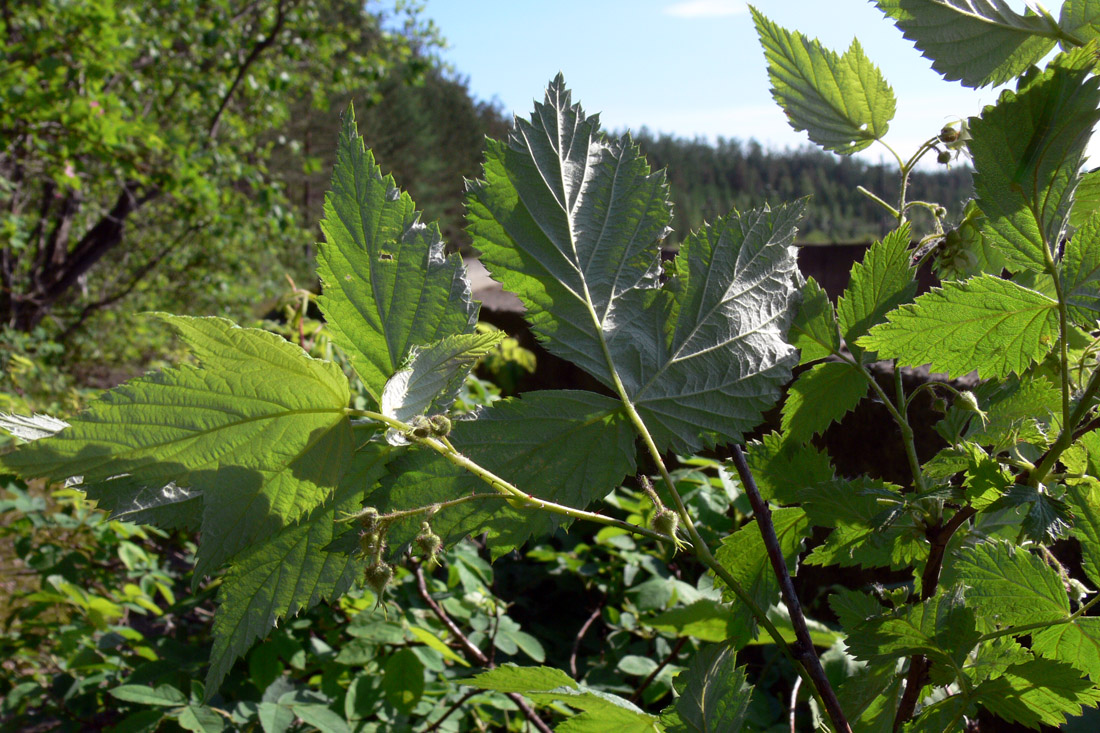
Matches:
[[349, 409, 672, 544], [856, 186, 900, 220], [978, 593, 1100, 645], [894, 365, 927, 493]]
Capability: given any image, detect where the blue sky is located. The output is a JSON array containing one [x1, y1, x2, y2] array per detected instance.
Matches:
[[420, 0, 1032, 167]]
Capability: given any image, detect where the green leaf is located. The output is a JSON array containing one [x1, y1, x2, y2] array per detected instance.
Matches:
[[974, 658, 1100, 727], [466, 76, 803, 453], [646, 599, 753, 646], [380, 330, 504, 439], [713, 508, 811, 614], [836, 224, 917, 361], [1070, 168, 1100, 227], [1062, 210, 1100, 328], [408, 626, 470, 667], [316, 107, 477, 403], [744, 431, 834, 504], [969, 50, 1100, 272], [371, 390, 636, 558], [382, 648, 425, 714], [664, 645, 752, 733], [1060, 0, 1100, 46], [984, 484, 1073, 542], [0, 316, 353, 581], [780, 361, 867, 443], [291, 704, 350, 733], [205, 444, 389, 695], [109, 684, 187, 707], [846, 587, 979, 672], [464, 665, 660, 732], [951, 540, 1069, 631], [858, 275, 1059, 379], [789, 276, 840, 364], [177, 705, 224, 733], [1033, 618, 1100, 682], [800, 477, 925, 572], [1066, 480, 1100, 587], [461, 664, 576, 693], [752, 9, 895, 154], [873, 0, 1057, 88], [966, 375, 1062, 451]]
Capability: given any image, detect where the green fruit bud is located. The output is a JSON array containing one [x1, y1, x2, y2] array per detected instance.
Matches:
[[955, 391, 981, 413], [407, 415, 433, 440], [939, 125, 959, 143], [358, 507, 380, 532], [651, 507, 679, 537], [936, 150, 952, 165], [428, 414, 452, 437], [415, 521, 443, 560], [364, 561, 393, 597], [359, 530, 383, 556]]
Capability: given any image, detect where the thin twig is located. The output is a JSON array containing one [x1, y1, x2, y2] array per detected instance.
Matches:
[[414, 565, 553, 733], [629, 636, 686, 704], [422, 688, 480, 732], [789, 675, 803, 733], [570, 603, 603, 678], [728, 445, 852, 733]]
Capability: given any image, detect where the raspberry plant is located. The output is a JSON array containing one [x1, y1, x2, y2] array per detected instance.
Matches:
[[3, 1, 1100, 730]]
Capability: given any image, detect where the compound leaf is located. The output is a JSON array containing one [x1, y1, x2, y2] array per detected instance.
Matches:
[[371, 390, 635, 558], [744, 431, 834, 504], [1066, 480, 1100, 587], [467, 76, 802, 454], [663, 645, 753, 733], [205, 442, 388, 694], [780, 361, 867, 443], [753, 9, 895, 154], [858, 274, 1058, 379], [968, 49, 1100, 272], [0, 315, 353, 581], [873, 0, 1056, 88], [317, 107, 477, 403]]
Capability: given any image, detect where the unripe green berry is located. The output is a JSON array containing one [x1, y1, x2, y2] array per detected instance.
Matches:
[[651, 507, 679, 538], [415, 521, 443, 560], [358, 507, 380, 532], [955, 391, 981, 413], [936, 150, 952, 165], [364, 561, 393, 597], [939, 125, 959, 143], [407, 415, 432, 440], [359, 530, 383, 556], [428, 414, 452, 437]]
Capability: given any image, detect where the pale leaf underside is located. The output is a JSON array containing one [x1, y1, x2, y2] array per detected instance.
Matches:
[[468, 78, 802, 453]]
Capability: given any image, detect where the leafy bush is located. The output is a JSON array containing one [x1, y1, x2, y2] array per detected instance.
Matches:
[[4, 2, 1100, 732]]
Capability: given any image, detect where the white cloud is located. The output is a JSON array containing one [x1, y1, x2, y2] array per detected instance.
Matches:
[[663, 0, 747, 18]]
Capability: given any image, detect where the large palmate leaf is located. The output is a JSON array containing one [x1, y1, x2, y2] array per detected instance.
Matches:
[[858, 274, 1059, 379], [467, 76, 803, 453], [753, 9, 895, 154], [368, 390, 636, 558], [968, 49, 1100, 272], [317, 107, 478, 403], [0, 316, 353, 580], [205, 441, 390, 694], [874, 0, 1057, 88]]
